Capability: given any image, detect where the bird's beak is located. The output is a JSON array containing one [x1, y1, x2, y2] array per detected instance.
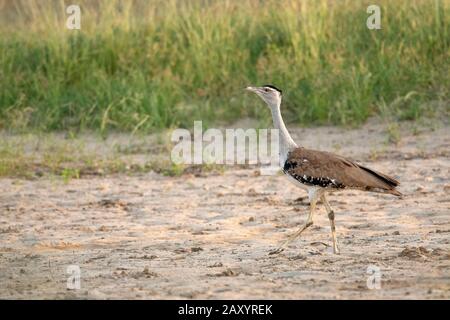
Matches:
[[246, 86, 258, 93]]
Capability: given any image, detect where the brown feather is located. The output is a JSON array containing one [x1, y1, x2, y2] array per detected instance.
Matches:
[[283, 148, 402, 196]]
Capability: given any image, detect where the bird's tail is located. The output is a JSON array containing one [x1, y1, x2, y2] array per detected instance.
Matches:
[[358, 165, 402, 197]]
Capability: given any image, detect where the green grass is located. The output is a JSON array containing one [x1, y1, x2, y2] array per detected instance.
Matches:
[[0, 0, 448, 133], [0, 132, 225, 179]]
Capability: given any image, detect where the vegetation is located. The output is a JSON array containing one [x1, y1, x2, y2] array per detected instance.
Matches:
[[0, 0, 448, 133], [0, 133, 225, 179]]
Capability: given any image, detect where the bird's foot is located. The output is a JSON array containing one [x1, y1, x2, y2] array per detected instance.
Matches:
[[333, 246, 340, 255], [268, 247, 284, 255]]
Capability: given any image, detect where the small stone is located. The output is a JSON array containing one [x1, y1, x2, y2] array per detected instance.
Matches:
[[219, 268, 237, 277], [35, 170, 44, 177], [208, 262, 223, 268]]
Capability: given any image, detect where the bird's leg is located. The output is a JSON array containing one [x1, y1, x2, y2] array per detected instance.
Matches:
[[321, 194, 340, 254], [269, 189, 321, 255]]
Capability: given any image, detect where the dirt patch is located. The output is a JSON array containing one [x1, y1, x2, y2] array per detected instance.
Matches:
[[0, 120, 449, 299], [399, 247, 450, 260]]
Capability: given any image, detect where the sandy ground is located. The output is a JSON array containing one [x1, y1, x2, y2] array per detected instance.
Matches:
[[0, 119, 449, 299]]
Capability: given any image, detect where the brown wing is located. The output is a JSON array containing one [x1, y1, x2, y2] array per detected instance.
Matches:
[[283, 148, 402, 196]]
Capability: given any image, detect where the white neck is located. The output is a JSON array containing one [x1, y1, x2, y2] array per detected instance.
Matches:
[[270, 101, 298, 162]]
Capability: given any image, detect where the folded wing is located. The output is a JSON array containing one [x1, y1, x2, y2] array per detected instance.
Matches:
[[283, 148, 401, 196]]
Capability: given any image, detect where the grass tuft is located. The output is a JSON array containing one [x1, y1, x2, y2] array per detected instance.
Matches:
[[0, 0, 448, 132]]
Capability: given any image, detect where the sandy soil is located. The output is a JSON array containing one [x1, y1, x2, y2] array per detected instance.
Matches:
[[0, 120, 449, 299]]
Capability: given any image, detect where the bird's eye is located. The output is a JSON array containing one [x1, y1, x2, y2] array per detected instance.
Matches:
[[264, 88, 269, 92]]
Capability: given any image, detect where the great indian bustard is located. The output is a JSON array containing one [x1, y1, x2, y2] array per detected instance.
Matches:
[[246, 85, 401, 255]]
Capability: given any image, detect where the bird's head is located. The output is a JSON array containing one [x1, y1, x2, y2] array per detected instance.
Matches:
[[246, 85, 282, 109]]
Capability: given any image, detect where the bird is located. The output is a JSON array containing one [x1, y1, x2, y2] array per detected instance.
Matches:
[[246, 85, 402, 255]]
